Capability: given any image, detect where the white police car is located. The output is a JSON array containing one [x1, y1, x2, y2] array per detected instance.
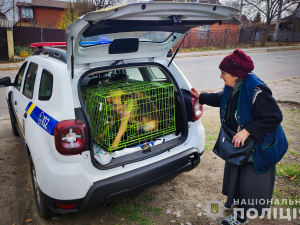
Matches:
[[0, 3, 237, 219]]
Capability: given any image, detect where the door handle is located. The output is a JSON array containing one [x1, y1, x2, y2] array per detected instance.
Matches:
[[14, 101, 17, 105], [24, 112, 27, 118]]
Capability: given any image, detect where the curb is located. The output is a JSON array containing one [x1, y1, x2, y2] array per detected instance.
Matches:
[[176, 46, 300, 58], [0, 62, 23, 70], [276, 100, 300, 106], [14, 56, 26, 63]]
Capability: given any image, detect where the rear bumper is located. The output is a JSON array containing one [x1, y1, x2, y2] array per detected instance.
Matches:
[[43, 148, 202, 214]]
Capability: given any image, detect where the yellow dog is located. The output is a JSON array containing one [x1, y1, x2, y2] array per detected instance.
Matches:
[[97, 89, 159, 149]]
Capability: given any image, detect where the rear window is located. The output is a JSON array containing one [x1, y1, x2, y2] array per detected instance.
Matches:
[[80, 31, 172, 46], [81, 65, 177, 92], [39, 69, 53, 101]]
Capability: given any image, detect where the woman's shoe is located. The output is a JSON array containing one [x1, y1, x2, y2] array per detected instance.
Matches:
[[220, 214, 248, 225]]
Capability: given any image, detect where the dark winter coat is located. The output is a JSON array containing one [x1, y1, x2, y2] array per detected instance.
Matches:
[[199, 85, 282, 142]]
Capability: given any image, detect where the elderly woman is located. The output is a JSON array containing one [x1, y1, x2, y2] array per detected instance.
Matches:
[[191, 49, 286, 225]]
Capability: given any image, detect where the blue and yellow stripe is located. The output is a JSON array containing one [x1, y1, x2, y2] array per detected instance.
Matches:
[[25, 102, 36, 115], [25, 102, 59, 136]]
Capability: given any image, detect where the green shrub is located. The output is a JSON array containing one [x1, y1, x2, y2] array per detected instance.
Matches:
[[14, 46, 32, 57]]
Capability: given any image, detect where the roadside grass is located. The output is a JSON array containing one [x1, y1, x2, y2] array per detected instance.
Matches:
[[178, 46, 219, 53], [290, 150, 299, 157], [263, 42, 300, 47], [141, 194, 156, 202], [112, 195, 163, 225], [272, 188, 300, 209], [276, 163, 300, 185], [204, 134, 218, 150], [201, 111, 221, 151], [273, 103, 300, 211]]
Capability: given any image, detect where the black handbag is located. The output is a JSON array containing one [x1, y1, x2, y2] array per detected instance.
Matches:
[[213, 124, 255, 166]]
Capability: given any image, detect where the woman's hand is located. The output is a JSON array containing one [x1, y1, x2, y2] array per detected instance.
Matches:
[[232, 129, 251, 147], [190, 87, 200, 99]]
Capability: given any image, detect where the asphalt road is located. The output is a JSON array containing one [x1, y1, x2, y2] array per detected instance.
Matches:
[[1, 50, 300, 119], [174, 50, 300, 91]]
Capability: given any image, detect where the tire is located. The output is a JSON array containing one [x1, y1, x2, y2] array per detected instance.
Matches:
[[7, 100, 19, 136], [30, 158, 54, 219]]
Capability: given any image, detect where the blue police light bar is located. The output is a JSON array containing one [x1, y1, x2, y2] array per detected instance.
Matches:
[[80, 40, 112, 46]]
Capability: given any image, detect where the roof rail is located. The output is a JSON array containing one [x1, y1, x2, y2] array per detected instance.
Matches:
[[33, 47, 67, 64]]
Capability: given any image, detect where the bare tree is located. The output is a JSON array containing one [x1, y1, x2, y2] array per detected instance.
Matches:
[[90, 0, 123, 10], [0, 0, 14, 16], [220, 0, 240, 9], [242, 0, 300, 46], [74, 0, 95, 17]]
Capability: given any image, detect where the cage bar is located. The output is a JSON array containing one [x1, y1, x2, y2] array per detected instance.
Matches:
[[83, 79, 176, 151]]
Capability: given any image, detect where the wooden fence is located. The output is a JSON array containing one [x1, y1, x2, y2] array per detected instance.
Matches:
[[13, 26, 257, 48], [0, 28, 9, 61], [13, 26, 66, 46], [174, 30, 240, 49]]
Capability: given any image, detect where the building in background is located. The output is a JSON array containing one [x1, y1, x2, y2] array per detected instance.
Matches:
[[15, 0, 69, 28], [279, 3, 300, 32], [210, 17, 241, 31]]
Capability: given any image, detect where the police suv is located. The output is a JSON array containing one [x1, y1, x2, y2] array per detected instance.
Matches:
[[0, 3, 237, 219]]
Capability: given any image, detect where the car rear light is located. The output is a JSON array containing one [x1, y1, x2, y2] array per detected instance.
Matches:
[[54, 120, 87, 155], [191, 97, 203, 121], [55, 204, 77, 209]]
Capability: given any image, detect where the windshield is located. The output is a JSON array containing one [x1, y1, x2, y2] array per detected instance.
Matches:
[[80, 31, 173, 46]]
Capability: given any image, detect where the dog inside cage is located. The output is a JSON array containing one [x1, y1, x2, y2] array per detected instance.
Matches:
[[80, 66, 185, 164]]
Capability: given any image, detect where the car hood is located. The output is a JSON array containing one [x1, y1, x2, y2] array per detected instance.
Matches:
[[66, 2, 238, 72]]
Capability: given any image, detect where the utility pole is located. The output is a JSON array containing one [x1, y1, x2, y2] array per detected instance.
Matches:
[[274, 0, 283, 42], [13, 0, 15, 25], [238, 0, 243, 29], [239, 0, 243, 19], [238, 0, 243, 42]]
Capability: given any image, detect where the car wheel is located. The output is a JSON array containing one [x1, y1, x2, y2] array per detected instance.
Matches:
[[8, 102, 19, 136], [30, 158, 54, 219]]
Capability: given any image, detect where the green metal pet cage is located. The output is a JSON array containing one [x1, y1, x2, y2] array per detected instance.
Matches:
[[82, 79, 176, 151]]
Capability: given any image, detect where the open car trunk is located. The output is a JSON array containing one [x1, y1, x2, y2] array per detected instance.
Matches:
[[66, 2, 238, 69], [79, 63, 190, 169], [70, 2, 239, 169]]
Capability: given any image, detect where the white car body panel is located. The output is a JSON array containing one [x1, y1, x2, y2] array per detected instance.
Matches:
[[36, 119, 205, 200]]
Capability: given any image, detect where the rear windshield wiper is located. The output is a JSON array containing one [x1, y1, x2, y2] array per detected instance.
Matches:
[[168, 33, 188, 67]]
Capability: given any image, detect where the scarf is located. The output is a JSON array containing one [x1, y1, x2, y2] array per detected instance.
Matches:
[[231, 79, 243, 97]]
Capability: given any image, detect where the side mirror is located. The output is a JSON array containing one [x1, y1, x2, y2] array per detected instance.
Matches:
[[0, 77, 13, 87]]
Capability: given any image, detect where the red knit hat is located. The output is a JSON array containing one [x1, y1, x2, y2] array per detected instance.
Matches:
[[219, 49, 254, 78]]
